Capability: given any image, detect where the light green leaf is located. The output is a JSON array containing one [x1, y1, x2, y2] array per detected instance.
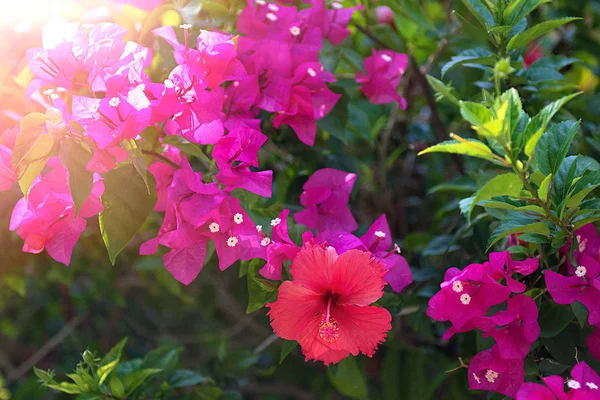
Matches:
[[460, 101, 492, 125], [460, 0, 494, 30], [280, 340, 298, 364], [59, 138, 94, 216], [418, 139, 496, 161], [441, 48, 496, 77], [504, 0, 550, 25], [508, 17, 581, 51], [161, 135, 210, 163], [468, 173, 523, 222], [487, 214, 550, 249], [538, 174, 552, 203], [124, 368, 162, 396], [99, 163, 157, 264], [97, 338, 128, 385], [426, 75, 459, 105], [523, 92, 582, 156], [109, 375, 125, 398]]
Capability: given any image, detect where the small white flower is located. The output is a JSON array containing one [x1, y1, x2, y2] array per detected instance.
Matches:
[[164, 79, 174, 88], [393, 243, 402, 254], [472, 373, 481, 384], [381, 53, 393, 62], [586, 382, 599, 390], [290, 26, 301, 36], [568, 380, 581, 390], [82, 23, 95, 29], [577, 235, 588, 253], [227, 236, 239, 247], [271, 217, 281, 227], [331, 1, 343, 9], [234, 213, 244, 224], [209, 222, 220, 233], [485, 370, 499, 383], [460, 293, 471, 305], [56, 87, 67, 93], [233, 81, 240, 87], [576, 266, 587, 278], [374, 230, 386, 238], [266, 12, 278, 21], [256, 225, 263, 233], [179, 24, 192, 29], [108, 97, 120, 107], [452, 280, 463, 293], [261, 237, 271, 246], [43, 88, 54, 95], [256, 0, 265, 4], [268, 3, 279, 11], [307, 67, 317, 77]]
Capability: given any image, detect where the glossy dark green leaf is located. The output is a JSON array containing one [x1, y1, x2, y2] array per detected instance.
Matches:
[[534, 120, 580, 175]]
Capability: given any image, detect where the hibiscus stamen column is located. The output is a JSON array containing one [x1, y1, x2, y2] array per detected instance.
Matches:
[[319, 295, 339, 343]]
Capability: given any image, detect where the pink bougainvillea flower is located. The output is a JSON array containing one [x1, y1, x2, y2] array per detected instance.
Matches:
[[375, 6, 394, 25], [0, 144, 16, 191], [113, 0, 165, 11], [517, 375, 570, 400], [203, 196, 264, 271], [561, 224, 600, 273], [272, 62, 340, 146], [355, 49, 408, 107], [303, 230, 366, 255], [588, 326, 600, 362], [259, 209, 300, 280], [10, 164, 104, 266], [570, 361, 600, 394], [426, 262, 510, 330], [468, 345, 524, 398], [294, 168, 358, 232], [360, 214, 412, 292], [266, 242, 392, 365], [212, 126, 273, 197], [545, 255, 600, 325], [148, 144, 182, 212], [479, 295, 540, 359], [488, 251, 539, 293]]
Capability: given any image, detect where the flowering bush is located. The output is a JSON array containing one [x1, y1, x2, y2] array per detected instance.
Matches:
[[1, 0, 600, 399]]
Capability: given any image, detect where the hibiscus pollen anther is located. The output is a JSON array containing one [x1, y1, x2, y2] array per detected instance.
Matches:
[[485, 370, 499, 383], [209, 222, 220, 233], [319, 318, 339, 342], [109, 97, 120, 107], [234, 213, 244, 224], [576, 266, 587, 278], [227, 236, 238, 247], [452, 280, 463, 293], [374, 230, 386, 238], [271, 217, 281, 227], [568, 380, 581, 390], [460, 293, 471, 305]]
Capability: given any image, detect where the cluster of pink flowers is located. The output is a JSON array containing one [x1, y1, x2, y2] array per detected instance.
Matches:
[[0, 0, 409, 273], [517, 361, 600, 399], [549, 224, 600, 361], [427, 251, 540, 398]]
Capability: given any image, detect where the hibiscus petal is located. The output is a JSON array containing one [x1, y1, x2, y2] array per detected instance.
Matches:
[[332, 249, 387, 306], [331, 305, 391, 357]]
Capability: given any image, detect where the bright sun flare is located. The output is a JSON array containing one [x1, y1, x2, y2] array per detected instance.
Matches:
[[0, 0, 83, 31]]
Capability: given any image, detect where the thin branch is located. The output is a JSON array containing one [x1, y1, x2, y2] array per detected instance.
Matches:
[[7, 315, 85, 383], [141, 150, 180, 169]]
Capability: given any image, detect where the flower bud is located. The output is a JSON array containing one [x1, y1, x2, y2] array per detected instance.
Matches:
[[375, 6, 394, 25]]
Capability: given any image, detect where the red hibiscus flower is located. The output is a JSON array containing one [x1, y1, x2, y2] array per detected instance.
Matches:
[[266, 242, 392, 365]]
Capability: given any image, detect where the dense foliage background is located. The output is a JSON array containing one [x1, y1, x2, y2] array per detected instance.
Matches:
[[2, 0, 600, 399]]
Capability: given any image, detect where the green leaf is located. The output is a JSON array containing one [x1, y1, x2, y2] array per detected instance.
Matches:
[[571, 301, 588, 328], [122, 139, 150, 194], [418, 139, 496, 161], [97, 338, 128, 385], [59, 138, 94, 216], [538, 174, 552, 203], [534, 120, 580, 175], [508, 18, 581, 51], [468, 173, 523, 222], [109, 375, 125, 398], [46, 382, 83, 394], [161, 135, 210, 163], [459, 0, 494, 30], [426, 75, 459, 105], [553, 156, 600, 204], [142, 346, 181, 373], [504, 0, 550, 25], [317, 91, 350, 144], [123, 369, 162, 396], [18, 158, 51, 196], [246, 259, 278, 313], [487, 214, 550, 249], [327, 358, 368, 400], [99, 163, 157, 264], [34, 367, 55, 384], [459, 101, 492, 125], [169, 370, 213, 388], [523, 92, 582, 156], [441, 48, 496, 77], [280, 340, 298, 364], [539, 302, 574, 337]]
